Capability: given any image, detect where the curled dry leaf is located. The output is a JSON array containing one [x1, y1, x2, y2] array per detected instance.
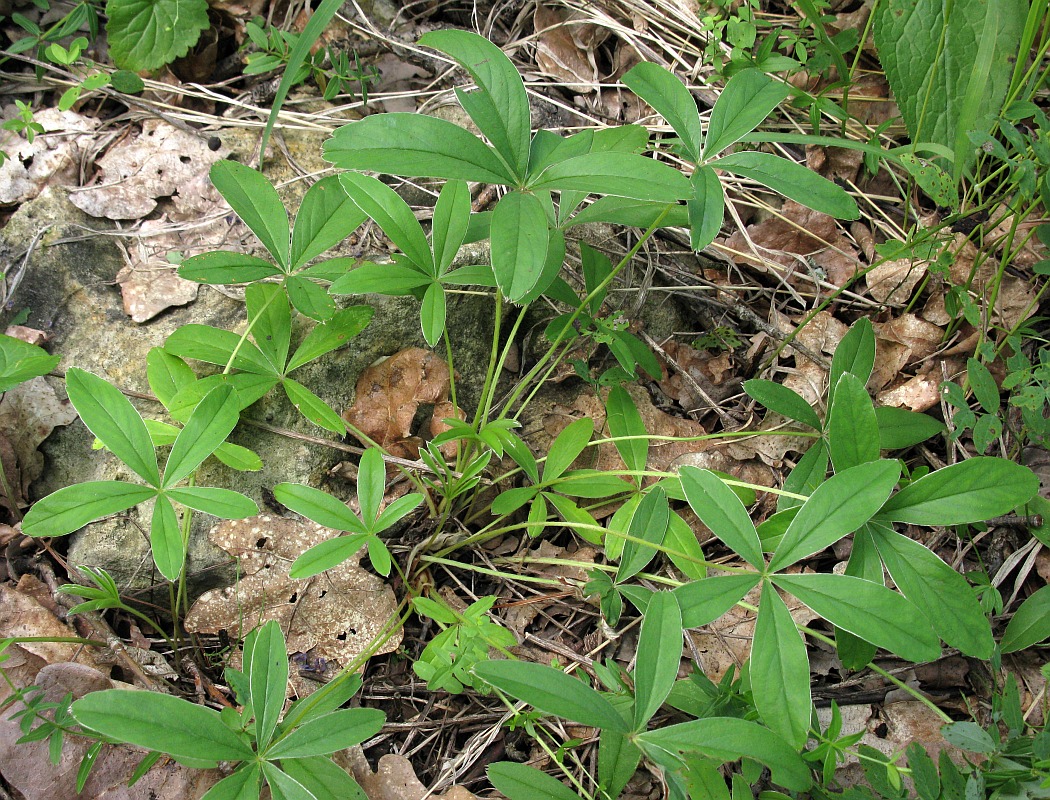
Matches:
[[657, 340, 739, 411], [343, 348, 458, 460], [185, 514, 402, 694], [869, 314, 943, 393], [720, 201, 861, 289], [68, 119, 228, 220], [0, 376, 78, 512], [350, 752, 478, 800], [4, 325, 50, 345], [533, 5, 600, 92], [0, 109, 100, 205], [866, 257, 928, 306]]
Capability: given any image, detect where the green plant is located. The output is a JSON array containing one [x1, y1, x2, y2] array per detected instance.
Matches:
[[22, 370, 258, 581], [243, 20, 379, 103], [70, 620, 384, 799]]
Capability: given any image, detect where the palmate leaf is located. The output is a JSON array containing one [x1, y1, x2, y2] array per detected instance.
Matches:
[[72, 689, 255, 763], [66, 368, 160, 487], [473, 661, 629, 733], [419, 30, 532, 181], [105, 0, 209, 71], [22, 482, 157, 537], [324, 114, 514, 185]]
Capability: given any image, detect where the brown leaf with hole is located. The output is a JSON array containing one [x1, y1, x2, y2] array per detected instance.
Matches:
[[342, 348, 453, 459], [68, 119, 228, 220], [0, 109, 100, 204], [185, 514, 402, 695]]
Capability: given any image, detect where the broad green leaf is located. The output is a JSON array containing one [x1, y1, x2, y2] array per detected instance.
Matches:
[[421, 282, 446, 347], [266, 708, 384, 758], [752, 586, 811, 747], [291, 175, 368, 270], [73, 689, 254, 762], [419, 30, 531, 180], [743, 379, 821, 430], [22, 482, 157, 537], [703, 70, 791, 157], [777, 441, 828, 512], [488, 763, 584, 800], [163, 385, 240, 488], [941, 721, 996, 754], [356, 448, 385, 527], [873, 0, 1025, 181], [870, 524, 993, 657], [286, 306, 374, 372], [324, 114, 514, 184], [688, 166, 725, 251], [967, 358, 1000, 413], [878, 457, 1039, 525], [286, 275, 336, 321], [567, 196, 690, 229], [622, 62, 702, 161], [273, 483, 366, 533], [680, 467, 764, 569], [200, 764, 262, 800], [150, 494, 184, 581], [339, 173, 433, 272], [606, 386, 647, 480], [491, 486, 539, 516], [1001, 585, 1050, 653], [177, 252, 282, 285], [617, 486, 670, 582], [633, 591, 683, 730], [875, 406, 946, 450], [432, 180, 471, 273], [530, 153, 691, 202], [712, 151, 859, 219], [543, 417, 594, 481], [837, 526, 881, 669], [552, 470, 631, 498], [289, 534, 370, 579], [374, 493, 424, 531], [246, 283, 291, 373], [472, 661, 629, 733], [166, 487, 258, 519], [0, 334, 59, 392], [635, 717, 812, 792], [297, 257, 354, 282], [515, 227, 566, 306], [164, 325, 274, 375], [283, 379, 346, 435], [673, 573, 761, 628], [829, 317, 875, 405], [827, 373, 879, 471], [490, 191, 550, 303], [441, 264, 498, 287], [329, 263, 432, 296], [210, 161, 290, 268], [249, 620, 288, 749], [66, 368, 160, 486], [145, 419, 180, 447], [768, 459, 900, 572], [529, 129, 598, 178], [772, 573, 941, 662], [545, 493, 602, 544], [146, 348, 195, 409], [168, 373, 278, 422], [279, 757, 367, 800], [105, 0, 208, 71]]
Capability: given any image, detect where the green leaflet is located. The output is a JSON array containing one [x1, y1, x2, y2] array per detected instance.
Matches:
[[632, 591, 683, 730], [680, 467, 764, 569], [490, 191, 550, 303], [751, 585, 812, 748], [703, 70, 791, 157], [249, 620, 288, 750], [1001, 585, 1050, 653], [264, 708, 385, 758], [530, 152, 691, 202], [291, 175, 368, 270], [488, 763, 584, 800], [622, 62, 702, 161], [21, 482, 157, 538], [826, 373, 880, 471], [711, 151, 859, 219], [688, 166, 725, 252], [606, 385, 647, 479], [210, 161, 290, 268], [0, 334, 60, 393]]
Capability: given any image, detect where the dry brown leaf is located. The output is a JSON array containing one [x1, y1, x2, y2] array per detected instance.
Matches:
[[343, 348, 454, 460], [0, 376, 78, 512], [868, 314, 943, 393], [806, 145, 864, 183], [657, 340, 739, 411], [68, 119, 228, 220], [866, 258, 928, 306], [504, 540, 597, 637], [721, 201, 861, 289], [0, 109, 100, 204], [185, 514, 402, 694], [534, 5, 599, 92], [351, 753, 478, 800]]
